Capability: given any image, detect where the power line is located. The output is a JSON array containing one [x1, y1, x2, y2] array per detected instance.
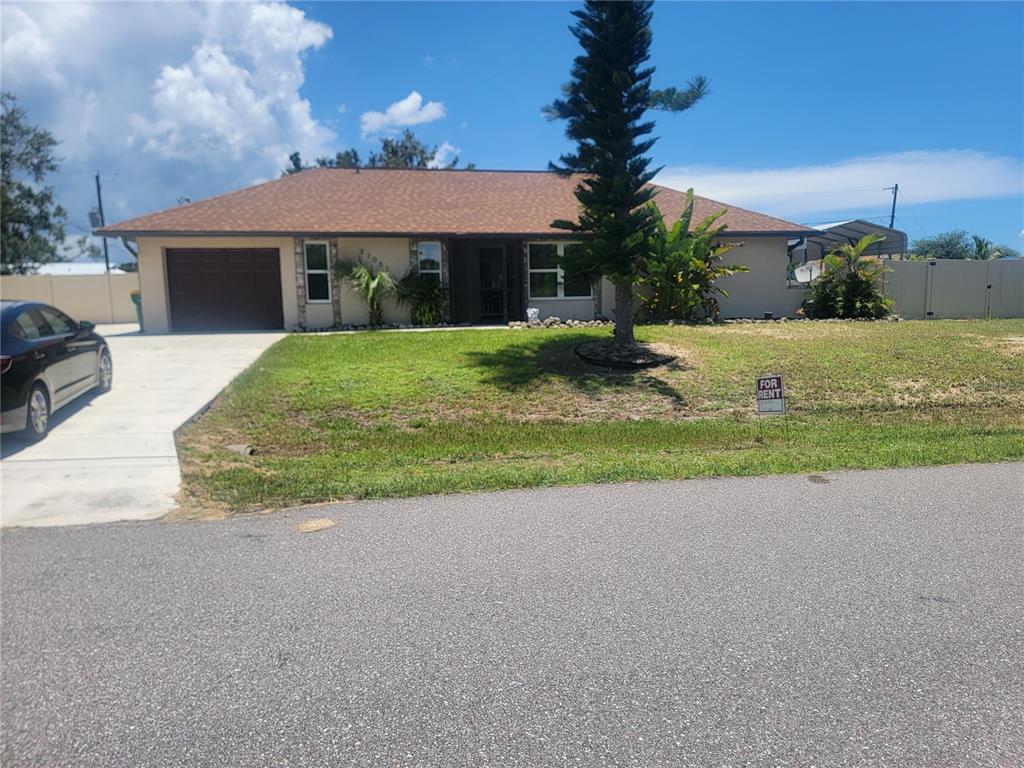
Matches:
[[897, 188, 929, 240]]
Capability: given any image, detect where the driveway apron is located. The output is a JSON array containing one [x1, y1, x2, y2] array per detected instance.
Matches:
[[0, 325, 283, 527]]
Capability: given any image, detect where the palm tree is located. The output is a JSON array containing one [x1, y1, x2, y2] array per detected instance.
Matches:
[[971, 235, 1002, 260], [803, 233, 892, 319], [336, 260, 395, 327]]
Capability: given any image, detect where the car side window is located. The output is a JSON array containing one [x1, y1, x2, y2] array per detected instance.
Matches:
[[10, 311, 43, 340], [38, 307, 74, 335]]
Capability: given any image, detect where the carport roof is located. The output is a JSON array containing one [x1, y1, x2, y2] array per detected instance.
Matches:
[[98, 168, 815, 238], [805, 219, 909, 255]]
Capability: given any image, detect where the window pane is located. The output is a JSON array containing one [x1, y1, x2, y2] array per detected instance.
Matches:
[[39, 307, 73, 334], [529, 243, 558, 270], [12, 312, 40, 339], [562, 243, 585, 263], [307, 273, 330, 301], [563, 272, 592, 298], [421, 272, 441, 283], [418, 241, 441, 261], [305, 243, 328, 271], [529, 272, 558, 298], [419, 257, 441, 272]]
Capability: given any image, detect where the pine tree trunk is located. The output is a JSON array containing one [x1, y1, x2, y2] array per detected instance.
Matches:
[[613, 281, 636, 346]]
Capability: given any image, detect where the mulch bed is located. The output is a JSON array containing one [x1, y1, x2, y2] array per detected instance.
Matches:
[[574, 340, 677, 370]]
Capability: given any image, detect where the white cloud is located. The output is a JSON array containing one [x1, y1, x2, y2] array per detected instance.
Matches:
[[0, 1, 336, 256], [656, 150, 1024, 219], [130, 2, 334, 169], [427, 141, 460, 169], [360, 91, 446, 138]]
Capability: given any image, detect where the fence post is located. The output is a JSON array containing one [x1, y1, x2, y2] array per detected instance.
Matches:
[[924, 261, 936, 319]]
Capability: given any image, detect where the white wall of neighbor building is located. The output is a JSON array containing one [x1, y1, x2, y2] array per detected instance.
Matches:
[[1, 272, 140, 323]]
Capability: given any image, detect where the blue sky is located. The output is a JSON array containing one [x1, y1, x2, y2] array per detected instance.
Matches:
[[2, 1, 1022, 263]]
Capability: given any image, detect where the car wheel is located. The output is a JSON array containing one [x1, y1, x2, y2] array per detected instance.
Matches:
[[98, 349, 113, 392], [25, 384, 50, 442]]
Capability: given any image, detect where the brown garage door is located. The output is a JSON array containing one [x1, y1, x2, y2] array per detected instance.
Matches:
[[166, 248, 284, 332]]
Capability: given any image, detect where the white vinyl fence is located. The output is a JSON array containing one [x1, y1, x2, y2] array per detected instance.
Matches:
[[0, 273, 140, 324], [883, 259, 1023, 319]]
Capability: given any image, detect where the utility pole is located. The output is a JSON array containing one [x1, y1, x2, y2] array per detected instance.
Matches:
[[884, 183, 898, 229], [94, 173, 110, 272]]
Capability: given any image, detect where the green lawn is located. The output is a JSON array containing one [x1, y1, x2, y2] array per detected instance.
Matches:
[[177, 320, 1024, 514]]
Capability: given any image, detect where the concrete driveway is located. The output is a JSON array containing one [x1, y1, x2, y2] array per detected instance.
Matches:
[[0, 324, 284, 527]]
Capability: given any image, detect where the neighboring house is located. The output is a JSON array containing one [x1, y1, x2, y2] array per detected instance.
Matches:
[[98, 168, 817, 333]]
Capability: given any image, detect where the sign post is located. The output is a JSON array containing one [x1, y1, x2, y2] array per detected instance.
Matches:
[[756, 374, 788, 444]]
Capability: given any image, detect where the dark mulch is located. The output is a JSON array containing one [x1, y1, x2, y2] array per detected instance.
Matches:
[[574, 340, 677, 370]]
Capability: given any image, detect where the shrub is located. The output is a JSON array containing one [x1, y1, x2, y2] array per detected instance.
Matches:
[[335, 258, 395, 327], [638, 189, 748, 321], [802, 234, 893, 319], [396, 271, 445, 325]]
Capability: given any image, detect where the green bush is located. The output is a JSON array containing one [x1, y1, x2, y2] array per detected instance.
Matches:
[[396, 271, 446, 325], [802, 234, 893, 320], [637, 189, 749, 321]]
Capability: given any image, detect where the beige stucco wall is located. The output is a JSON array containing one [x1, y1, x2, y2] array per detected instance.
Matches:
[[1, 273, 139, 323], [714, 238, 804, 318], [136, 236, 297, 333], [333, 237, 412, 327], [601, 237, 801, 320]]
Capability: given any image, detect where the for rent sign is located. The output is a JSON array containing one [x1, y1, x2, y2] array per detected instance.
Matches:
[[756, 374, 785, 414]]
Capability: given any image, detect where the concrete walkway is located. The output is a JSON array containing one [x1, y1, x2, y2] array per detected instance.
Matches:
[[0, 325, 283, 527]]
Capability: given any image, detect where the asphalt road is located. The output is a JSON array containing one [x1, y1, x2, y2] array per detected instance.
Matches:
[[2, 463, 1022, 767]]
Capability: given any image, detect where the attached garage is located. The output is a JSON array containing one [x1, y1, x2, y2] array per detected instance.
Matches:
[[165, 248, 285, 332]]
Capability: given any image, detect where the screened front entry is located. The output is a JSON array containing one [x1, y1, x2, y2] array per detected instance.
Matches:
[[448, 239, 525, 325]]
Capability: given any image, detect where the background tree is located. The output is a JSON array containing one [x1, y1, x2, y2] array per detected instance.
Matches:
[[547, 1, 708, 346], [970, 235, 1014, 261], [909, 230, 973, 260], [1, 92, 68, 274], [283, 131, 469, 176], [909, 230, 1014, 260]]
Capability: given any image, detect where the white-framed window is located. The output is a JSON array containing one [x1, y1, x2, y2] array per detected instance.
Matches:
[[527, 242, 592, 299], [304, 241, 331, 302], [417, 241, 442, 283]]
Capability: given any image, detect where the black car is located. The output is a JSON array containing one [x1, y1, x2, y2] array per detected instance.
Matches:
[[0, 300, 112, 441]]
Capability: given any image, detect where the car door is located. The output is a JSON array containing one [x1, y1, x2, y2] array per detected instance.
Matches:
[[11, 309, 73, 408], [31, 308, 78, 408], [39, 307, 97, 395]]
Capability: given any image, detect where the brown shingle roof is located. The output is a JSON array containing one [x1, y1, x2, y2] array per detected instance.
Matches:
[[99, 168, 812, 237]]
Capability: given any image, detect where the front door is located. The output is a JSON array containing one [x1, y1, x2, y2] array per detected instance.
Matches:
[[478, 245, 506, 323], [449, 239, 524, 324]]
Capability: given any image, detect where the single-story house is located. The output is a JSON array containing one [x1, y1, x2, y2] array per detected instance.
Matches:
[[98, 168, 818, 333]]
